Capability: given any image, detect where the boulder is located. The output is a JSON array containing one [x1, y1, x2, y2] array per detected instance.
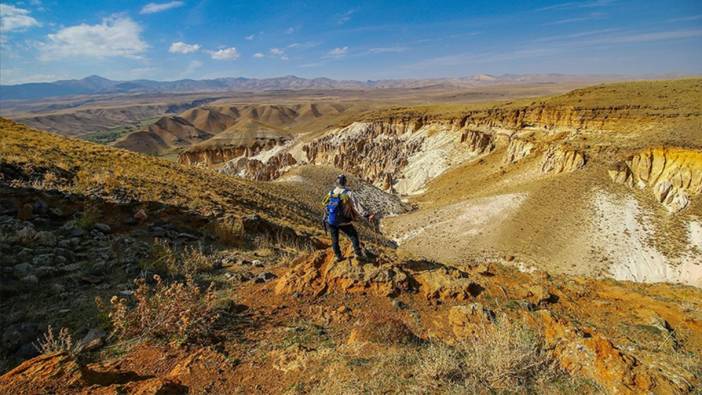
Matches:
[[94, 223, 111, 234], [34, 231, 57, 247], [77, 328, 106, 352], [13, 262, 34, 278]]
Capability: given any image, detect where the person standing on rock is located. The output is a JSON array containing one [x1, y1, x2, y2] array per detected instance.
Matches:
[[323, 174, 375, 262]]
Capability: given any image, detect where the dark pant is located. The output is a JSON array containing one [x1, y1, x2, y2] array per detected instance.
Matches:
[[329, 224, 362, 259]]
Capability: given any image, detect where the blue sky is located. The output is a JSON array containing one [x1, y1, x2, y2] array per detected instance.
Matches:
[[1, 0, 701, 84]]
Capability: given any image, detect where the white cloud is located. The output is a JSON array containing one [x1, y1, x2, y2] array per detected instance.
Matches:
[[253, 52, 264, 58], [245, 34, 255, 40], [326, 46, 348, 58], [285, 27, 295, 34], [140, 1, 184, 15], [169, 41, 200, 54], [39, 16, 147, 60], [209, 47, 239, 60], [270, 47, 284, 56], [0, 4, 40, 32]]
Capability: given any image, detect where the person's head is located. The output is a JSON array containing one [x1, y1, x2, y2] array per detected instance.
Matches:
[[336, 174, 347, 187]]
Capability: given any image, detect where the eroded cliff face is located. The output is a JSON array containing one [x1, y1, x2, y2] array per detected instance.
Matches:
[[220, 152, 297, 181], [541, 146, 587, 174], [303, 122, 426, 192], [609, 147, 702, 212], [303, 122, 499, 194], [178, 137, 289, 166], [504, 138, 535, 164]]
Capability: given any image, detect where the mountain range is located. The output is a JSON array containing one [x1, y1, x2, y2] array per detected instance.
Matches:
[[0, 73, 630, 101]]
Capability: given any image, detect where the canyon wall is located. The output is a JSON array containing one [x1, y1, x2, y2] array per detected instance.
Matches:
[[178, 138, 288, 166], [609, 147, 702, 212]]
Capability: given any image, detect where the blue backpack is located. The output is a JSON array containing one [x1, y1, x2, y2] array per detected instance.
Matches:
[[325, 189, 349, 226]]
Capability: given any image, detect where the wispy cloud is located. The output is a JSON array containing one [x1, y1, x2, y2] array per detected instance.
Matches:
[[369, 47, 407, 54], [285, 26, 296, 34], [182, 59, 202, 77], [253, 52, 264, 58], [533, 28, 621, 43], [537, 0, 614, 12], [140, 1, 184, 15], [336, 9, 357, 25], [169, 41, 200, 54], [244, 34, 255, 40], [584, 29, 702, 45], [667, 14, 702, 23], [545, 12, 606, 25], [0, 4, 40, 32], [287, 41, 318, 49], [405, 48, 554, 69], [269, 47, 288, 60], [325, 46, 348, 58]]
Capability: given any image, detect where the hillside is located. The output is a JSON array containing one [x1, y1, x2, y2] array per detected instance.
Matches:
[[1, 80, 702, 394], [167, 79, 702, 286]]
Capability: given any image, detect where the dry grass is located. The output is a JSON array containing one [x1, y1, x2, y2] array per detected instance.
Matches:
[[101, 275, 219, 346], [305, 319, 597, 394], [32, 326, 77, 356], [416, 319, 559, 392], [0, 117, 320, 234], [138, 239, 214, 277], [363, 78, 702, 122]]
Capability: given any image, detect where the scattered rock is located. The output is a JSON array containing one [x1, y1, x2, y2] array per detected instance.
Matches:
[[77, 328, 106, 352], [254, 272, 277, 283], [392, 299, 407, 309], [50, 283, 65, 293], [32, 254, 54, 267], [133, 209, 148, 222], [94, 223, 111, 233], [21, 275, 39, 285], [13, 262, 34, 278], [34, 231, 57, 247], [16, 226, 37, 244], [337, 305, 351, 314]]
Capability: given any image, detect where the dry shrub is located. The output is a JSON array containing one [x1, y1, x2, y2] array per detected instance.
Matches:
[[139, 239, 213, 277], [416, 319, 560, 392], [307, 319, 594, 394], [76, 202, 101, 230], [105, 275, 219, 346], [33, 326, 77, 355], [212, 219, 245, 246]]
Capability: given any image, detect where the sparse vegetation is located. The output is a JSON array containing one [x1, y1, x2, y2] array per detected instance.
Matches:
[[308, 320, 598, 394], [138, 239, 213, 277], [103, 275, 219, 346], [32, 326, 77, 356]]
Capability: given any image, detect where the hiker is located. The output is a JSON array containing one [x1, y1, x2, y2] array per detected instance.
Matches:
[[323, 174, 375, 262]]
